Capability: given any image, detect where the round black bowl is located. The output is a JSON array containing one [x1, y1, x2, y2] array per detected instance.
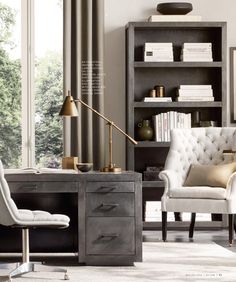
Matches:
[[76, 163, 93, 172], [157, 2, 193, 15]]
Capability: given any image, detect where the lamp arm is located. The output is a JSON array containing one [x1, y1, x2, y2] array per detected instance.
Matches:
[[74, 98, 137, 145]]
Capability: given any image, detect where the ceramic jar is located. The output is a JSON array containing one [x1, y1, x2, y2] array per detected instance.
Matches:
[[137, 120, 154, 141]]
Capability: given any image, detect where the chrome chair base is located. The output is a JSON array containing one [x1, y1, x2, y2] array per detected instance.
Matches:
[[8, 262, 69, 281], [2, 229, 70, 281]]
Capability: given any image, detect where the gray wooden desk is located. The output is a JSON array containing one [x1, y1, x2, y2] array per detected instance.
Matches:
[[5, 171, 142, 266]]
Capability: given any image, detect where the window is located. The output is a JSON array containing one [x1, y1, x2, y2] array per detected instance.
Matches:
[[0, 0, 63, 168]]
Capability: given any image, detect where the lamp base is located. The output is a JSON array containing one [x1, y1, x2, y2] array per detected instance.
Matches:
[[101, 166, 122, 173]]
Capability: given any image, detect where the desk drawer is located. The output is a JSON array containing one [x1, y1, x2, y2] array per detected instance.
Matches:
[[86, 182, 134, 193], [86, 193, 134, 216], [9, 181, 77, 193], [86, 217, 135, 255]]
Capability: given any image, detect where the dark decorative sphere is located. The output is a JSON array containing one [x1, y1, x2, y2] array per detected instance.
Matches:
[[157, 2, 193, 15]]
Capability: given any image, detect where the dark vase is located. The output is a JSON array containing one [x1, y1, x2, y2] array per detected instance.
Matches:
[[137, 120, 154, 141]]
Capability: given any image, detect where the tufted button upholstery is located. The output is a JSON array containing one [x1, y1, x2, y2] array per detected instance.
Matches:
[[159, 126, 236, 245], [164, 127, 236, 185]]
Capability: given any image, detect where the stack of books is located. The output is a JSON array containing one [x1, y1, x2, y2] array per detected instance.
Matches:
[[153, 111, 191, 142], [181, 43, 213, 62], [144, 97, 172, 102], [176, 85, 214, 102], [144, 42, 173, 62], [148, 15, 202, 22]]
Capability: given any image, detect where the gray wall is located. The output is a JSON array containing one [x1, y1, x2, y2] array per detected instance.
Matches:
[[104, 0, 236, 169]]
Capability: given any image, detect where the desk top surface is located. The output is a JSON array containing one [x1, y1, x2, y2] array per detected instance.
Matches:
[[5, 170, 141, 182]]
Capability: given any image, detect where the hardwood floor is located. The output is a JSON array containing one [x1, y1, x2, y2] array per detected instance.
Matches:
[[143, 229, 236, 253]]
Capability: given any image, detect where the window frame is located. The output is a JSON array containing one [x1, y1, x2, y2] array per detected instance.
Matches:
[[21, 0, 35, 167]]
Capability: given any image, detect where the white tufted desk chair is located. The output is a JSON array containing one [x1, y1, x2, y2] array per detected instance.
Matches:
[[159, 127, 236, 245], [0, 160, 70, 281]]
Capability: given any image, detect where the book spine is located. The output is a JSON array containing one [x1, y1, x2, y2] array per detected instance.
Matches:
[[183, 48, 212, 52], [177, 97, 214, 101], [145, 49, 173, 53], [144, 43, 173, 50], [167, 112, 170, 141], [180, 85, 212, 90], [160, 113, 164, 142], [178, 89, 213, 96], [144, 57, 173, 62], [174, 112, 177, 128], [183, 43, 212, 48], [181, 58, 213, 62]]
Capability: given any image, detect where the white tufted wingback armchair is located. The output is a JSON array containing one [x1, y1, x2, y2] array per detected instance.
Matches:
[[159, 127, 236, 245]]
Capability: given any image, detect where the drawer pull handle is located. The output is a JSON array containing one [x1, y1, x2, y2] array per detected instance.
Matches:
[[100, 233, 119, 239], [98, 186, 117, 192], [100, 203, 119, 209]]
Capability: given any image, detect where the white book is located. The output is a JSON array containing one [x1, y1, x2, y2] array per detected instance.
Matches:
[[178, 89, 213, 96], [5, 168, 77, 174], [173, 111, 176, 129], [160, 113, 164, 141], [167, 112, 170, 141], [184, 113, 188, 128], [144, 54, 173, 59], [182, 53, 212, 58], [182, 58, 213, 62], [144, 57, 174, 62], [148, 15, 202, 22], [144, 46, 173, 52], [177, 97, 214, 101], [158, 114, 162, 141], [144, 97, 172, 102], [183, 43, 212, 48], [163, 112, 168, 141], [169, 111, 174, 131], [182, 51, 212, 55], [183, 48, 212, 53], [180, 85, 212, 90], [145, 42, 173, 49], [145, 50, 173, 56]]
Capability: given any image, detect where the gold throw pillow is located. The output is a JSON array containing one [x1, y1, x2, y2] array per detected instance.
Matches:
[[184, 162, 236, 188]]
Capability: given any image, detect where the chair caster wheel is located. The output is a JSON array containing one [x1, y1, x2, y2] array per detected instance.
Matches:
[[64, 273, 70, 280]]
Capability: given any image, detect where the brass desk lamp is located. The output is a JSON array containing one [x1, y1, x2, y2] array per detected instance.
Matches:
[[59, 91, 137, 172]]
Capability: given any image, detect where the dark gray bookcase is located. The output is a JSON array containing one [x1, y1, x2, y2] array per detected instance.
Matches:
[[126, 22, 227, 225]]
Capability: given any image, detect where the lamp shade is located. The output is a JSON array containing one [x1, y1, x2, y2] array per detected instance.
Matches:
[[59, 95, 79, 116]]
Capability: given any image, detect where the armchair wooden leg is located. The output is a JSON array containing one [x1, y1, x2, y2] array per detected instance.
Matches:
[[229, 214, 234, 246], [189, 213, 196, 239], [162, 211, 167, 242], [174, 212, 182, 221]]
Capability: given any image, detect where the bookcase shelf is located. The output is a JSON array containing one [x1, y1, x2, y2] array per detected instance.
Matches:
[[126, 22, 226, 224], [135, 141, 170, 148], [133, 102, 223, 108], [134, 62, 223, 68]]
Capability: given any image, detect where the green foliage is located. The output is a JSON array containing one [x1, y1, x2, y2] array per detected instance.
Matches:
[[0, 3, 16, 48], [0, 3, 21, 168], [0, 2, 63, 168], [35, 52, 63, 168]]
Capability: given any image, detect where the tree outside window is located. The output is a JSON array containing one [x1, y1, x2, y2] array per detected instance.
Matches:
[[0, 0, 63, 168]]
